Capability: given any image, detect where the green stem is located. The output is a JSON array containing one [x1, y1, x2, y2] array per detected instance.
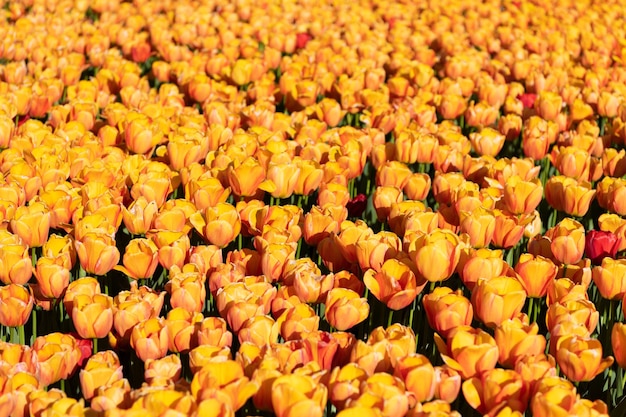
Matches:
[[18, 325, 24, 346], [31, 308, 37, 344], [93, 338, 98, 354], [31, 247, 37, 268]]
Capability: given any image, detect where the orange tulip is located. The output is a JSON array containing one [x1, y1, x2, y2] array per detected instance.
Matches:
[[113, 238, 159, 280], [355, 231, 400, 273], [363, 258, 425, 310], [372, 186, 403, 223], [79, 351, 123, 400], [261, 161, 301, 199], [613, 322, 626, 370], [435, 325, 499, 380], [123, 113, 163, 155], [423, 287, 473, 339], [393, 354, 436, 403], [438, 94, 467, 120], [190, 202, 241, 248], [271, 374, 327, 417], [592, 258, 626, 300], [294, 158, 324, 196], [522, 116, 557, 160], [502, 176, 543, 215], [327, 364, 369, 410], [130, 318, 169, 362], [191, 358, 259, 411], [471, 276, 527, 328], [325, 288, 370, 331], [550, 146, 591, 180], [514, 254, 558, 298], [75, 232, 121, 276], [458, 206, 496, 248], [10, 201, 50, 248], [33, 332, 82, 386], [167, 265, 207, 314], [556, 336, 613, 382], [534, 91, 562, 122], [462, 368, 528, 416], [530, 376, 578, 417], [0, 238, 32, 285], [495, 317, 547, 368], [545, 218, 586, 265], [144, 354, 182, 387], [165, 307, 203, 353], [545, 176, 596, 217], [71, 293, 114, 339], [303, 205, 341, 247], [0, 284, 33, 327], [469, 127, 506, 157], [227, 157, 267, 198], [408, 229, 462, 283], [186, 175, 231, 211], [292, 267, 334, 305]]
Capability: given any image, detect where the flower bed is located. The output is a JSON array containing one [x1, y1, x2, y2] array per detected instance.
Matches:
[[0, 0, 625, 415]]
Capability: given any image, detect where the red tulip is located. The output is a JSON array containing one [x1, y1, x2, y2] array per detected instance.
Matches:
[[585, 230, 620, 265], [518, 93, 537, 109], [347, 194, 367, 218], [296, 33, 312, 49]]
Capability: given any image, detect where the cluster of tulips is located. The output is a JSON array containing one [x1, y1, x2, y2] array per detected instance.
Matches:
[[2, 0, 626, 415]]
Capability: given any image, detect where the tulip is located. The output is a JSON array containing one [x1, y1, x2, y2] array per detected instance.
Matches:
[[469, 127, 506, 157], [435, 326, 499, 380], [327, 364, 369, 410], [130, 317, 169, 362], [522, 116, 553, 160], [514, 254, 558, 298], [502, 176, 543, 215], [191, 358, 259, 411], [462, 368, 528, 416], [458, 206, 496, 248], [79, 351, 123, 400], [0, 284, 33, 327], [325, 288, 369, 331], [227, 157, 267, 197], [495, 317, 547, 368], [346, 372, 412, 417], [166, 307, 203, 353], [471, 276, 527, 328], [33, 333, 82, 386], [368, 324, 416, 368], [271, 374, 327, 417], [423, 287, 473, 338], [71, 293, 114, 340], [363, 258, 425, 310], [592, 258, 626, 300], [546, 218, 586, 265], [113, 238, 159, 280], [408, 229, 462, 283], [75, 232, 121, 276], [403, 173, 431, 201], [550, 146, 591, 180], [11, 202, 50, 247], [585, 230, 620, 265], [167, 267, 207, 314], [556, 336, 613, 382], [277, 303, 320, 341], [261, 161, 301, 199], [144, 354, 182, 386], [303, 205, 341, 247], [393, 354, 436, 403], [190, 203, 241, 248], [123, 113, 163, 155], [0, 241, 32, 285]]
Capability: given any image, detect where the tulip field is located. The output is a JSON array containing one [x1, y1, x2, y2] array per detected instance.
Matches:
[[3, 0, 626, 415]]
